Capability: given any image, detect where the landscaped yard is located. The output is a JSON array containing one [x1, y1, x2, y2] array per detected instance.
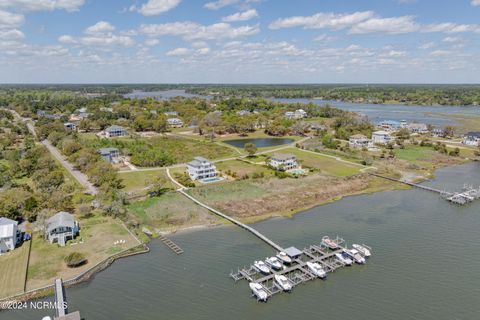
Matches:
[[215, 159, 275, 179], [119, 169, 176, 193], [0, 242, 30, 298], [26, 214, 138, 290], [394, 145, 436, 162]]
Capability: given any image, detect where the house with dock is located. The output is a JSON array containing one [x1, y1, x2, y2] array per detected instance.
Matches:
[[0, 217, 18, 254], [98, 147, 121, 163], [462, 132, 480, 146], [45, 212, 79, 247], [348, 134, 373, 149], [268, 154, 299, 171], [372, 131, 394, 145], [187, 157, 217, 181], [105, 125, 127, 138]]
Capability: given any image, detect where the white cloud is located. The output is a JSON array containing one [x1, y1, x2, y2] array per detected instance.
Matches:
[[196, 47, 210, 55], [0, 9, 24, 29], [472, 0, 480, 6], [423, 23, 480, 33], [430, 50, 451, 57], [139, 22, 259, 41], [204, 0, 239, 10], [145, 38, 159, 46], [222, 9, 257, 22], [350, 16, 419, 34], [166, 47, 189, 56], [442, 36, 462, 43], [0, 28, 24, 40], [130, 0, 181, 16], [419, 42, 435, 49], [0, 0, 85, 12], [85, 21, 115, 34], [269, 11, 374, 30]]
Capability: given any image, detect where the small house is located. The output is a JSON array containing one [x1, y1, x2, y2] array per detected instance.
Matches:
[[377, 120, 401, 132], [268, 153, 299, 171], [285, 109, 307, 119], [0, 217, 18, 254], [372, 131, 394, 145], [167, 118, 184, 128], [432, 127, 446, 137], [105, 125, 127, 138], [64, 122, 77, 130], [45, 212, 79, 247], [407, 123, 429, 134], [164, 111, 179, 117], [98, 147, 121, 163], [309, 123, 327, 132], [463, 132, 480, 146], [349, 134, 373, 149], [187, 157, 217, 181]]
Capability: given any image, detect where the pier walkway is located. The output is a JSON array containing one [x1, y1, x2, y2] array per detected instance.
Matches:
[[178, 190, 284, 252], [368, 173, 446, 194]]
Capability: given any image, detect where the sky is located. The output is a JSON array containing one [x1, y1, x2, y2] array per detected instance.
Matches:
[[0, 0, 480, 83]]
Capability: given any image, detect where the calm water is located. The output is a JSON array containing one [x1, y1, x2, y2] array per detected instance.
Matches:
[[5, 162, 479, 320], [223, 138, 294, 148]]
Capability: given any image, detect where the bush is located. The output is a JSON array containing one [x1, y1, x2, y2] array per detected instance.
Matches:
[[64, 252, 87, 268]]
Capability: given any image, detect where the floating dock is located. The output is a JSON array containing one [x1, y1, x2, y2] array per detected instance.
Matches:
[[159, 235, 184, 255], [230, 236, 369, 301]]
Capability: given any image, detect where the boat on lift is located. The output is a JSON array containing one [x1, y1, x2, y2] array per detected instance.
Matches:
[[352, 244, 371, 258], [249, 282, 268, 302], [306, 262, 327, 279], [276, 251, 292, 264], [335, 252, 353, 266], [274, 275, 292, 292], [265, 256, 283, 270], [322, 236, 339, 250], [253, 260, 271, 274], [345, 249, 366, 264]]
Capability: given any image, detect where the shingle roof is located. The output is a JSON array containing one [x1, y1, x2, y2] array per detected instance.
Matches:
[[188, 157, 211, 167], [270, 153, 296, 161], [98, 147, 119, 155], [105, 125, 126, 132], [465, 131, 480, 138], [0, 217, 17, 238], [46, 212, 75, 233]]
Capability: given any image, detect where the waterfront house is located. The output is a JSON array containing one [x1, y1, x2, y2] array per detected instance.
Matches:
[[462, 132, 480, 146], [64, 122, 77, 130], [349, 134, 373, 149], [377, 120, 401, 132], [268, 153, 299, 171], [98, 147, 121, 163], [0, 217, 18, 254], [372, 131, 394, 145], [285, 109, 308, 119], [167, 118, 184, 128], [187, 157, 217, 181], [45, 212, 79, 247], [432, 127, 446, 137], [105, 125, 127, 138], [407, 123, 429, 134]]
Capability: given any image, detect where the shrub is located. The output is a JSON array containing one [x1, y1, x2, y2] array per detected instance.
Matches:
[[64, 252, 87, 268]]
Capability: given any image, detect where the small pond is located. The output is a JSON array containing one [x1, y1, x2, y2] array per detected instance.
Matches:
[[223, 138, 294, 148]]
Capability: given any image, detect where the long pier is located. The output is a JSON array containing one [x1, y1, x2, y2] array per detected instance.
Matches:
[[53, 279, 81, 320], [179, 190, 284, 252], [368, 173, 446, 194]]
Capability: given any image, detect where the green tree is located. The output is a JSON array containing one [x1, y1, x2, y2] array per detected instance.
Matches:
[[244, 143, 258, 157]]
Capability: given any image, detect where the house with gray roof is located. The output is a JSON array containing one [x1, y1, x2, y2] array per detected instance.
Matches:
[[268, 153, 299, 171], [45, 212, 79, 247], [105, 125, 127, 138], [98, 147, 121, 163], [0, 217, 18, 254], [463, 132, 480, 146], [187, 157, 217, 181]]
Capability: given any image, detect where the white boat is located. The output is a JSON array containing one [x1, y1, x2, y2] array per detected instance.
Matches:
[[352, 244, 371, 258], [345, 249, 366, 264], [254, 260, 271, 274], [335, 252, 353, 266], [249, 282, 268, 302], [306, 262, 327, 279], [322, 236, 339, 250], [265, 256, 283, 270], [276, 251, 292, 264], [274, 274, 292, 292]]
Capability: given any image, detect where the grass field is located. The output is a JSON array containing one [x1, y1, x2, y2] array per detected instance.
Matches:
[[0, 242, 30, 298], [216, 159, 275, 178], [119, 169, 176, 193], [394, 145, 436, 162], [26, 214, 138, 290]]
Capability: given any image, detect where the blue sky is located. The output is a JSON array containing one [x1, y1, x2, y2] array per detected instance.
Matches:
[[0, 0, 479, 83]]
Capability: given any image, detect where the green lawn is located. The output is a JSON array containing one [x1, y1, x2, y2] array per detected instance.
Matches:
[[394, 145, 436, 162], [0, 242, 30, 298], [215, 159, 275, 179], [119, 169, 175, 193], [284, 148, 361, 176]]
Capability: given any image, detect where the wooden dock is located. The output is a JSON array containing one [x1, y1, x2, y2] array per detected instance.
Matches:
[[230, 236, 365, 301], [53, 279, 81, 320], [159, 235, 184, 255]]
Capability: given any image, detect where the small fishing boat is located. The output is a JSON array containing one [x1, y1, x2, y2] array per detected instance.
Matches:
[[335, 252, 353, 266], [345, 249, 366, 264], [254, 260, 271, 274], [276, 251, 292, 264], [306, 262, 327, 279], [249, 282, 268, 302], [322, 236, 339, 250], [352, 244, 372, 258], [274, 275, 292, 292], [265, 256, 283, 270]]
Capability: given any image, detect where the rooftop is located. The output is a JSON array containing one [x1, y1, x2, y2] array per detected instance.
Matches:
[[105, 125, 126, 132], [46, 212, 75, 233], [283, 246, 303, 258], [270, 153, 296, 161]]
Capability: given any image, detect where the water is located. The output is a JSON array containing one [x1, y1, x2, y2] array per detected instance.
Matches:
[[223, 138, 294, 148], [4, 162, 479, 320]]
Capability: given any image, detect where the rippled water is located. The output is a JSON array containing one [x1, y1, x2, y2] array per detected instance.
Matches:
[[3, 162, 480, 320]]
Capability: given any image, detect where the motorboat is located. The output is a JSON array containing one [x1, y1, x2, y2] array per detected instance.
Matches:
[[345, 249, 366, 264], [253, 260, 271, 274], [352, 244, 371, 258], [265, 256, 283, 270], [249, 282, 268, 302], [276, 251, 292, 264], [306, 262, 327, 279], [274, 274, 292, 292], [321, 236, 339, 250], [335, 252, 353, 266]]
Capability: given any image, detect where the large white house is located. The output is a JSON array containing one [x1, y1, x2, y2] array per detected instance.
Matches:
[[45, 212, 79, 247], [187, 157, 217, 181], [372, 131, 394, 145], [268, 154, 299, 171], [285, 109, 307, 119], [407, 123, 429, 134], [0, 217, 18, 254], [463, 132, 480, 146], [349, 134, 373, 149]]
